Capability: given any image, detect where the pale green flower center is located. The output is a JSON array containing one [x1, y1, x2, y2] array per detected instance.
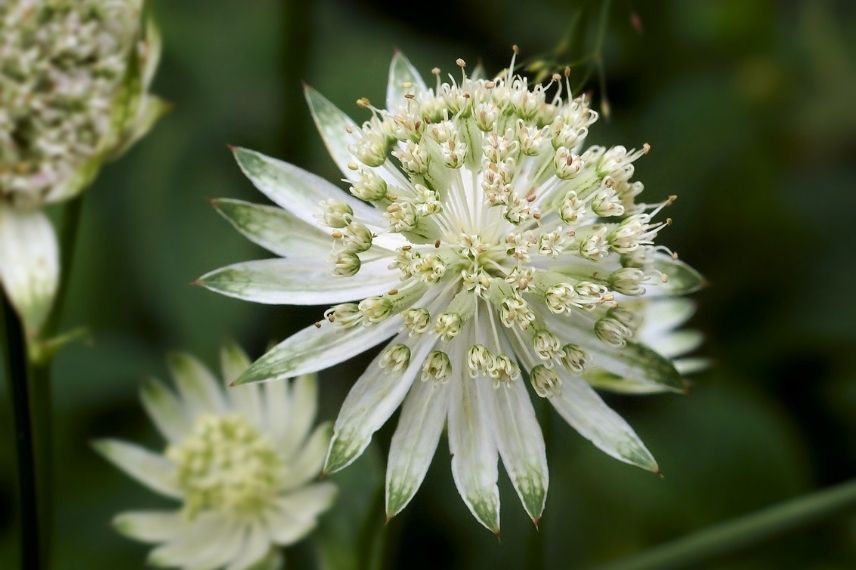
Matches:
[[167, 414, 283, 519]]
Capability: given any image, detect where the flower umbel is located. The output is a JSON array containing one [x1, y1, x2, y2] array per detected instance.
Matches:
[[201, 51, 705, 532], [95, 342, 336, 569], [0, 0, 167, 337]]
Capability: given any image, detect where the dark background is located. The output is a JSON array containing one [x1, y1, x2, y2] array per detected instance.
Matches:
[[1, 0, 854, 568]]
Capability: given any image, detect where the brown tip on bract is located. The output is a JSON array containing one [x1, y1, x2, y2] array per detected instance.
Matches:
[[206, 196, 218, 206], [532, 517, 541, 531], [393, 46, 401, 55], [226, 144, 236, 152], [494, 529, 502, 543], [384, 513, 393, 525], [655, 468, 665, 479], [190, 279, 202, 287]]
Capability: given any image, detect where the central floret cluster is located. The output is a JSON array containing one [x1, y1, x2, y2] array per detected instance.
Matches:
[[320, 57, 674, 395], [167, 414, 283, 519]]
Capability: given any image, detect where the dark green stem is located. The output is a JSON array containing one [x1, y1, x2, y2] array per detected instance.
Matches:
[[592, 479, 856, 570], [2, 294, 42, 570], [27, 194, 84, 570]]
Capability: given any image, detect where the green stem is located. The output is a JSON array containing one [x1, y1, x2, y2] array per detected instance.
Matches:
[[592, 479, 856, 570], [2, 294, 42, 570], [29, 194, 85, 570]]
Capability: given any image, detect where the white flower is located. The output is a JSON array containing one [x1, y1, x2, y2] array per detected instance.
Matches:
[[0, 0, 166, 337], [95, 343, 336, 569], [200, 52, 704, 532], [639, 298, 709, 377]]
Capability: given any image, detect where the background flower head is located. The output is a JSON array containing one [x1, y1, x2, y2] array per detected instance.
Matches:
[[200, 52, 704, 532], [95, 342, 336, 569], [0, 0, 167, 337]]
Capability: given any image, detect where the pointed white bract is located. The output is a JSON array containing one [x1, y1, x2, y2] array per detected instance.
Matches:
[[203, 51, 705, 531], [96, 343, 336, 569], [0, 0, 165, 338], [0, 205, 59, 335]]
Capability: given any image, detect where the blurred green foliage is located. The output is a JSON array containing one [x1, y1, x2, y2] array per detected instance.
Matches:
[[1, 0, 855, 568]]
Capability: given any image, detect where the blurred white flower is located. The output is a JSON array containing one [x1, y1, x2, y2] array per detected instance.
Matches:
[[0, 0, 167, 336], [639, 298, 709, 377], [95, 342, 335, 570], [200, 51, 704, 532]]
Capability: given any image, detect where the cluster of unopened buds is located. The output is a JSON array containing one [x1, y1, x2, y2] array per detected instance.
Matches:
[[316, 51, 684, 403]]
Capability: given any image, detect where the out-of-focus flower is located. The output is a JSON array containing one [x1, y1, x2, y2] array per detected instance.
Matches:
[[0, 0, 167, 337], [200, 51, 704, 532], [639, 298, 708, 377], [586, 298, 708, 393], [95, 343, 335, 569]]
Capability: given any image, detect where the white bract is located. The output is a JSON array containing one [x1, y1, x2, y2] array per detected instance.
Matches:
[[95, 343, 335, 570], [200, 51, 704, 532], [0, 0, 166, 336]]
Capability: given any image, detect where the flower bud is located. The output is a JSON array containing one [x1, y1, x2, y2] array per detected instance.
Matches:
[[422, 350, 452, 383], [403, 307, 430, 334], [590, 182, 625, 218], [344, 223, 373, 253], [380, 344, 411, 371], [467, 344, 493, 377], [533, 329, 561, 360], [333, 251, 361, 276], [324, 303, 362, 328], [609, 267, 646, 296], [352, 129, 389, 167], [594, 317, 633, 347], [560, 344, 588, 373], [530, 364, 562, 398], [488, 354, 520, 386], [321, 200, 353, 228], [434, 312, 463, 341], [358, 296, 393, 323], [554, 146, 583, 179], [350, 170, 388, 201], [560, 190, 585, 223]]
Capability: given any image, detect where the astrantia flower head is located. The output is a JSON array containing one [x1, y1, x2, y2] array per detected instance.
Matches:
[[201, 51, 704, 532], [95, 343, 336, 569], [0, 0, 166, 336]]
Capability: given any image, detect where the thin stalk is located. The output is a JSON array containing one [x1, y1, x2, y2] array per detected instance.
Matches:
[[592, 479, 856, 570], [31, 194, 85, 570], [2, 293, 42, 570]]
